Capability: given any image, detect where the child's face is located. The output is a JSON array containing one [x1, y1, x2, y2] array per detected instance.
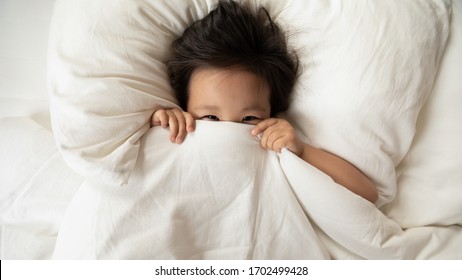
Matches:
[[187, 67, 271, 125]]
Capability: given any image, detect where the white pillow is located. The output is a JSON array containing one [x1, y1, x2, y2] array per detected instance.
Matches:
[[382, 0, 462, 226], [281, 0, 450, 206], [48, 0, 450, 206], [48, 0, 216, 185]]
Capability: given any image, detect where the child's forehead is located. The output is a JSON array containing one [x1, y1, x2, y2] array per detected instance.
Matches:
[[188, 67, 270, 102], [191, 66, 269, 87]]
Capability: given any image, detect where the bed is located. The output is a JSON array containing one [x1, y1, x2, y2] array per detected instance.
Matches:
[[1, 0, 461, 259]]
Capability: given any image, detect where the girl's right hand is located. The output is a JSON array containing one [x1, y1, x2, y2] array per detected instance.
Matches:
[[151, 108, 195, 144]]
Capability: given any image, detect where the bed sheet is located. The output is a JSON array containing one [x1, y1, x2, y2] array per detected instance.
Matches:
[[0, 0, 62, 258], [0, 118, 82, 259]]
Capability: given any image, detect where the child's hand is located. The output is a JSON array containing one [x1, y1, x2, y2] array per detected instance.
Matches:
[[151, 108, 195, 144], [251, 118, 304, 156]]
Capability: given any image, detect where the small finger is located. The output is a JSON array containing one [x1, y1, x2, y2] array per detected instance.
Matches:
[[259, 123, 277, 148], [272, 137, 289, 153], [251, 118, 278, 136], [167, 111, 179, 142], [265, 132, 285, 152], [152, 110, 168, 127], [172, 109, 187, 143], [184, 112, 196, 132], [254, 133, 263, 142]]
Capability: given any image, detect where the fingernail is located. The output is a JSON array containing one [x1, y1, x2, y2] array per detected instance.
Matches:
[[254, 133, 263, 142]]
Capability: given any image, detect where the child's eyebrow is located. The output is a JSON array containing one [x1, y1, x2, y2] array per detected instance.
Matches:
[[242, 105, 268, 113], [191, 105, 219, 111]]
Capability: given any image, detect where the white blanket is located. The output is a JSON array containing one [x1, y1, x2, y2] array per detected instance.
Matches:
[[52, 122, 462, 259], [52, 122, 328, 259]]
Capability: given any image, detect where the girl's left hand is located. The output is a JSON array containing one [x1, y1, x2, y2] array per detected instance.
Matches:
[[251, 118, 304, 156]]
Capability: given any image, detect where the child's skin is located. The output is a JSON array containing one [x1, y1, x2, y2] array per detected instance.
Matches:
[[152, 67, 378, 203]]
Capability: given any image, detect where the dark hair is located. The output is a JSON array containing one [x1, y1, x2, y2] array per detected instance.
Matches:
[[166, 0, 298, 116]]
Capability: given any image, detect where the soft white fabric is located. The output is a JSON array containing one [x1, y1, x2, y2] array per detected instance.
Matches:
[[0, 0, 66, 259], [382, 0, 462, 227], [52, 122, 462, 259], [47, 0, 216, 186], [0, 118, 83, 259], [2, 0, 461, 260], [282, 0, 451, 207], [52, 122, 329, 259], [47, 0, 451, 208]]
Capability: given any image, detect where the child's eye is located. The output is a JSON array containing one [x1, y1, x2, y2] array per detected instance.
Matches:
[[242, 116, 261, 124], [200, 115, 220, 121]]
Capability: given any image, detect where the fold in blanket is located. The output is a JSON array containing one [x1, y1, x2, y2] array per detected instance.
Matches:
[[52, 122, 462, 259], [52, 122, 329, 259]]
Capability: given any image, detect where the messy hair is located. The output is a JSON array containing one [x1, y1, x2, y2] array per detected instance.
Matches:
[[166, 0, 298, 116]]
